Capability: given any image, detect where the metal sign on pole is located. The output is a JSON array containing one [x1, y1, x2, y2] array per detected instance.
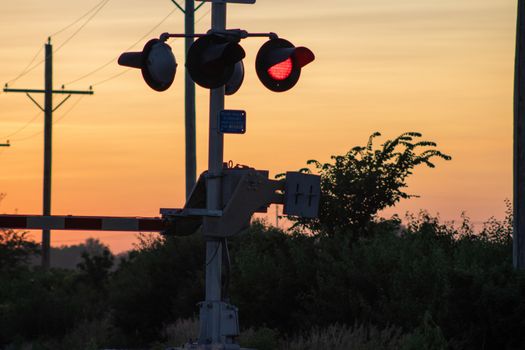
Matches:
[[219, 110, 246, 134]]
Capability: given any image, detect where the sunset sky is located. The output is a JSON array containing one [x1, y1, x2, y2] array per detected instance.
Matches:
[[0, 0, 518, 252]]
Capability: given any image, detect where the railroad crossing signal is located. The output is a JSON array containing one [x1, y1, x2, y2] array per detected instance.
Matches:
[[118, 31, 314, 94], [256, 38, 315, 92], [118, 39, 177, 92], [186, 33, 245, 89]]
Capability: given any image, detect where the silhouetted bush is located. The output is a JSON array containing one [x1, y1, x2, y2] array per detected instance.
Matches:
[[288, 132, 451, 238], [108, 234, 205, 345], [2, 213, 524, 349]]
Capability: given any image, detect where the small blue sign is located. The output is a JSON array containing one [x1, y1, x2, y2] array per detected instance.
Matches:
[[219, 110, 246, 134]]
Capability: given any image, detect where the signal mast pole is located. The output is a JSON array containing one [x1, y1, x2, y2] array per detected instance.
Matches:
[[3, 38, 94, 269], [201, 1, 227, 345], [117, 3, 315, 346]]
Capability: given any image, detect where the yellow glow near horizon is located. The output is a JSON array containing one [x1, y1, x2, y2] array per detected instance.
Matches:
[[0, 0, 517, 252]]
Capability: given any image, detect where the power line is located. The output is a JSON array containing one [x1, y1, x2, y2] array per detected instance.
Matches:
[[5, 46, 44, 86], [92, 69, 131, 86], [54, 95, 86, 124], [10, 95, 86, 142], [65, 6, 178, 86], [5, 0, 111, 86], [1, 111, 42, 140], [83, 5, 210, 87], [196, 5, 211, 24], [54, 0, 111, 53], [5, 56, 45, 87], [50, 0, 110, 38]]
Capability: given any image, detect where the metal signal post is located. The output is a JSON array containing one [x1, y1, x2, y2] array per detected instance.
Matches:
[[201, 1, 228, 346], [116, 0, 317, 347]]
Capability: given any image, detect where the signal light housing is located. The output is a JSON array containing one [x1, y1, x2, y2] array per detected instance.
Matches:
[[225, 61, 245, 95], [118, 39, 177, 92], [186, 34, 246, 89], [255, 38, 315, 92]]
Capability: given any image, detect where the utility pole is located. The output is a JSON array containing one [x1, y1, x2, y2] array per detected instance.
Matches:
[[170, 0, 205, 199], [515, 0, 525, 269], [184, 0, 197, 199], [3, 38, 94, 269]]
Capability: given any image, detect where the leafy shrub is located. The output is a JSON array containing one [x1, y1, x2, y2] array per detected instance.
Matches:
[[289, 132, 451, 238], [239, 327, 279, 350], [229, 222, 317, 332], [109, 234, 204, 344], [0, 229, 39, 272]]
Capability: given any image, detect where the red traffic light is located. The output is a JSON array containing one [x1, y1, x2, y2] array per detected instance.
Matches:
[[118, 39, 177, 92], [267, 57, 293, 80], [186, 34, 245, 89], [256, 38, 314, 92]]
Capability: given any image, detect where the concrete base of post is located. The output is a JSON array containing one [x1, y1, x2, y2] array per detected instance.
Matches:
[[195, 301, 243, 349]]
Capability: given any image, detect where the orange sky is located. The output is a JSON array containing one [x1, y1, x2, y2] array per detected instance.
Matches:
[[0, 0, 518, 252]]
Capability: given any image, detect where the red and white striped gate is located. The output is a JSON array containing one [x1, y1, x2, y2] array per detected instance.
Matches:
[[0, 214, 167, 232]]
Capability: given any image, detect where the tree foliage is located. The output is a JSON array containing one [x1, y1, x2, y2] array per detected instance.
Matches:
[[76, 246, 114, 288], [0, 229, 39, 271], [290, 132, 451, 237]]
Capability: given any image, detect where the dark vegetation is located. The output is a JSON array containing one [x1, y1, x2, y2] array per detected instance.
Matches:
[[1, 132, 524, 349], [25, 238, 115, 270]]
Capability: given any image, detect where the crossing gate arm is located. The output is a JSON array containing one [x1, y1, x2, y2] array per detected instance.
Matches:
[[0, 214, 167, 232]]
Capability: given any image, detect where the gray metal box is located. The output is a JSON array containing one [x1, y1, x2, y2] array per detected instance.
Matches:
[[283, 172, 321, 218]]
